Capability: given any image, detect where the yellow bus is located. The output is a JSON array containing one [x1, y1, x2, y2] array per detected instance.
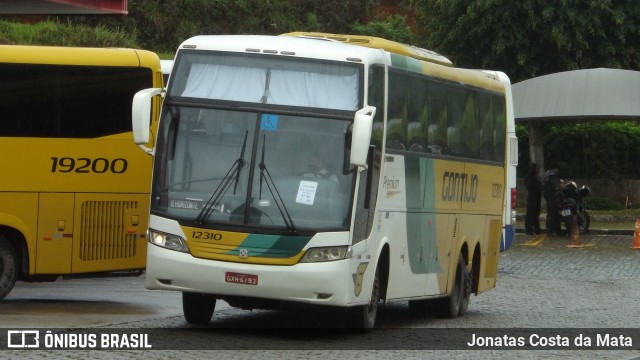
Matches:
[[0, 45, 163, 299], [132, 33, 517, 329]]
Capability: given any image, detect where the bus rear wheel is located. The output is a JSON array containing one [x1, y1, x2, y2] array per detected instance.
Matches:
[[0, 238, 18, 300], [182, 292, 216, 325]]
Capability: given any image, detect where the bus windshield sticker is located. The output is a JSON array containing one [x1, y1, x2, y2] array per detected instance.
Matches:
[[296, 180, 318, 205], [260, 114, 279, 131]]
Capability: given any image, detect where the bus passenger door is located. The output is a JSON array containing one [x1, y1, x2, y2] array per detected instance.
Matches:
[[36, 193, 74, 274]]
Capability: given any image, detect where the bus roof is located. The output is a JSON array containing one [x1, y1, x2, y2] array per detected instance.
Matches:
[[178, 35, 387, 65], [0, 44, 159, 69], [281, 33, 504, 92], [282, 32, 452, 67], [178, 35, 505, 93]]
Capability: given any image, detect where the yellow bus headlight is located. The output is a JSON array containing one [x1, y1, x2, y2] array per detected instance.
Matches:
[[149, 230, 189, 253]]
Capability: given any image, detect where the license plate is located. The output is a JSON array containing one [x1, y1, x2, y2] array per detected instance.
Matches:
[[561, 209, 571, 216], [225, 272, 258, 286]]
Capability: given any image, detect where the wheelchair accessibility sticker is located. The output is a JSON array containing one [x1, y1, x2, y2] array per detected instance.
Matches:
[[261, 114, 278, 131]]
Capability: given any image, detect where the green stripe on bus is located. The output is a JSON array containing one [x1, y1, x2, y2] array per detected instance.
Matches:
[[225, 234, 312, 258], [390, 53, 425, 74], [404, 156, 442, 274]]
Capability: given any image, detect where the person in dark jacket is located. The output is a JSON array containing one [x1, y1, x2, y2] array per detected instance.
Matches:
[[524, 162, 542, 234], [543, 162, 563, 235]]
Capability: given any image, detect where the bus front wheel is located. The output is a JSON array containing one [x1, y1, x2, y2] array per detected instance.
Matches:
[[0, 237, 18, 300], [182, 292, 216, 325], [347, 264, 381, 331]]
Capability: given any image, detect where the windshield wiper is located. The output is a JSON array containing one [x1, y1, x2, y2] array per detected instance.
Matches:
[[258, 135, 296, 232], [194, 131, 248, 225]]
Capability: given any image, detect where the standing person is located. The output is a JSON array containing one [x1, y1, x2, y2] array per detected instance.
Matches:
[[524, 163, 542, 234], [543, 162, 562, 235]]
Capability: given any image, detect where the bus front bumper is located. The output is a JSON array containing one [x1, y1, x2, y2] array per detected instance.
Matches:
[[145, 244, 353, 307]]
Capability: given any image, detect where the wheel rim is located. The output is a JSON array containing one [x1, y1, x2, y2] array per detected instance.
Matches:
[[367, 271, 380, 319]]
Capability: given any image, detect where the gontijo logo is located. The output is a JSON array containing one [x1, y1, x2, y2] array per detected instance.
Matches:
[[441, 171, 479, 203]]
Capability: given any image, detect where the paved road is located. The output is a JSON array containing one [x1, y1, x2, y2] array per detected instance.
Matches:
[[2, 233, 639, 359]]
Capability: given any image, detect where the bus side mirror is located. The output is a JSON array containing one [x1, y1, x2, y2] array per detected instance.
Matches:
[[350, 106, 376, 168], [132, 88, 163, 154]]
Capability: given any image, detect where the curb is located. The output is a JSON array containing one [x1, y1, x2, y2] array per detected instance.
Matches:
[[516, 228, 633, 236]]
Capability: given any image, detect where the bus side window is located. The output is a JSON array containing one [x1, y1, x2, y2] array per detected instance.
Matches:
[[479, 92, 495, 161], [493, 96, 507, 162], [407, 75, 429, 153], [447, 86, 464, 157], [462, 91, 479, 159], [428, 86, 447, 154], [386, 69, 407, 151]]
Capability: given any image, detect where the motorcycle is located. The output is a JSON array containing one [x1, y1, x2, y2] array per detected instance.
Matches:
[[560, 181, 591, 235]]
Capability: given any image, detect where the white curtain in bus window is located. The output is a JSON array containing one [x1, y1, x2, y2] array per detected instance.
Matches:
[[268, 70, 358, 111], [179, 63, 358, 111], [181, 63, 266, 102]]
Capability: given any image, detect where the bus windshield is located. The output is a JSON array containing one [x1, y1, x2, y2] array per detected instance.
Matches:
[[152, 107, 353, 232], [169, 51, 361, 111]]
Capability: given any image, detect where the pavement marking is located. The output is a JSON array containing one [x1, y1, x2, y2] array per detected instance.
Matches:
[[524, 234, 547, 246], [568, 239, 597, 248]]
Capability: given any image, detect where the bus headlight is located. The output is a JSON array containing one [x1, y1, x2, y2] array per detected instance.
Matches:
[[149, 230, 189, 253], [300, 246, 348, 263]]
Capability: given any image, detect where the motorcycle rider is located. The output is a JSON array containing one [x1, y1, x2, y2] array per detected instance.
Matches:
[[561, 181, 578, 232], [543, 162, 563, 236]]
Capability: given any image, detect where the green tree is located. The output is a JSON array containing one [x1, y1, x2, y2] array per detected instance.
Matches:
[[413, 0, 640, 82], [518, 122, 640, 180], [70, 0, 376, 53], [352, 14, 415, 44]]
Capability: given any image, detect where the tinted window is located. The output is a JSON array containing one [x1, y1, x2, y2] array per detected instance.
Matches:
[[386, 68, 506, 162], [0, 63, 152, 138]]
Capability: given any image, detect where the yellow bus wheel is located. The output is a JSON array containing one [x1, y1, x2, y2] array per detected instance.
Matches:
[[0, 237, 18, 300]]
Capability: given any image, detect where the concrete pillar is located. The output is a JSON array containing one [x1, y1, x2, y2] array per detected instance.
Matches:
[[527, 121, 545, 170]]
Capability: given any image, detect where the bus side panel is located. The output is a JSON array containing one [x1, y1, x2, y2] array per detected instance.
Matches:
[[478, 218, 502, 293], [71, 193, 148, 273], [0, 138, 152, 194], [384, 211, 430, 299], [380, 154, 428, 299], [36, 193, 74, 274], [383, 155, 454, 300], [462, 162, 504, 215]]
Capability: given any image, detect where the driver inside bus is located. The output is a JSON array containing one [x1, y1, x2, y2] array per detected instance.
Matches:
[[302, 148, 339, 183]]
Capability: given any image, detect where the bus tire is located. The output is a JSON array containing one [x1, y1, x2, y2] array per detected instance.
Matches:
[[437, 256, 469, 318], [0, 237, 18, 300], [182, 292, 216, 325], [458, 257, 471, 317], [348, 264, 381, 331]]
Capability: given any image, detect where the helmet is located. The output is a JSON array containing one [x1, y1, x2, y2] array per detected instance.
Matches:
[[578, 185, 591, 198], [565, 181, 577, 189]]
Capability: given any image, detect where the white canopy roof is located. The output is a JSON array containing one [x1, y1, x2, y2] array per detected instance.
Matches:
[[513, 68, 640, 122]]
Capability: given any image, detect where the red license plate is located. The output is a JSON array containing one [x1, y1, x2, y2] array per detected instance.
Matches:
[[225, 272, 258, 286]]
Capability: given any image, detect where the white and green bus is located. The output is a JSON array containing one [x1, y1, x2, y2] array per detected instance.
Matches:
[[132, 33, 517, 329]]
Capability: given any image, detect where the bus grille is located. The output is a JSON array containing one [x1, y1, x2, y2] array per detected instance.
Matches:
[[79, 201, 138, 261]]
